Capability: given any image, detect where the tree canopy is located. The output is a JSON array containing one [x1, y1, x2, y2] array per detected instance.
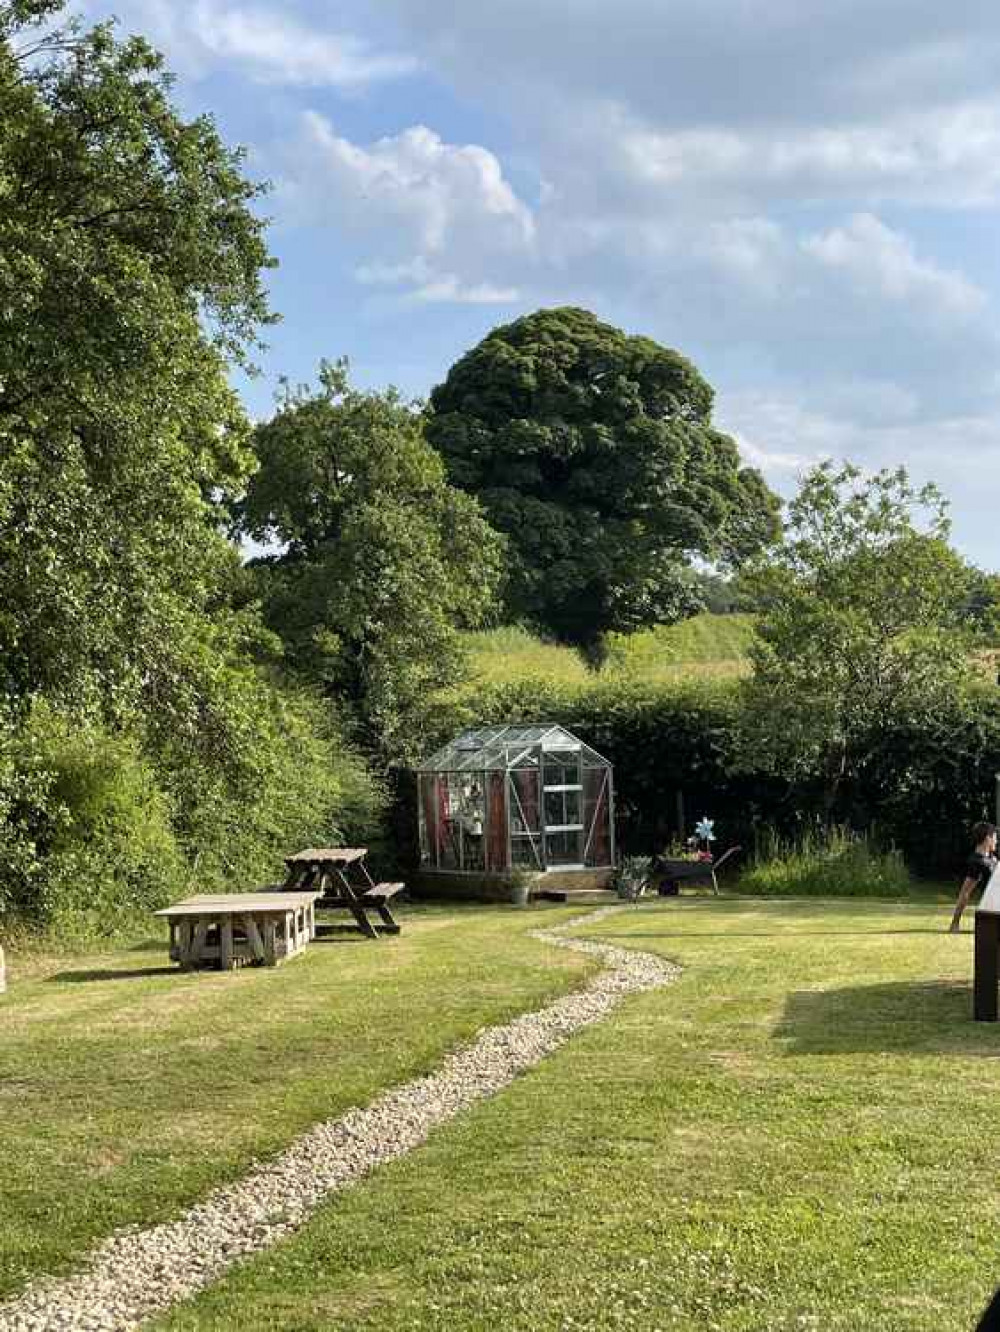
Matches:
[[0, 0, 273, 721], [425, 307, 781, 647], [738, 462, 975, 810], [237, 362, 505, 761], [0, 5, 386, 929]]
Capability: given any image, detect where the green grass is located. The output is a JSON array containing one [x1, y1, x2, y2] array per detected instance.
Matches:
[[0, 904, 594, 1299], [459, 627, 592, 688], [603, 612, 756, 682], [156, 897, 998, 1332], [458, 613, 756, 692]]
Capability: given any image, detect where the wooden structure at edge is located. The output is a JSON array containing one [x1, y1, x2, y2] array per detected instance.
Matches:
[[975, 908, 1000, 1020]]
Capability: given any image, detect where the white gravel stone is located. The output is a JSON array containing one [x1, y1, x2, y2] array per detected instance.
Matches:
[[0, 906, 678, 1332]]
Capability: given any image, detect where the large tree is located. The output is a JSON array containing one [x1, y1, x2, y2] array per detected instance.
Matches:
[[237, 361, 505, 761], [0, 0, 273, 722], [739, 461, 975, 813], [425, 307, 781, 647]]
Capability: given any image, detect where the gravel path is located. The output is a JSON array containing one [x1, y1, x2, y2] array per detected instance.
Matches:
[[0, 906, 678, 1332]]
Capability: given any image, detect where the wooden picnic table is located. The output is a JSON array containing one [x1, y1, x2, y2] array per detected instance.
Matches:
[[156, 892, 321, 970], [283, 848, 403, 939]]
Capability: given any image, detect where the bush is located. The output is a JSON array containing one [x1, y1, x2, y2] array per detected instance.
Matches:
[[0, 702, 186, 936], [737, 828, 911, 898], [0, 673, 387, 939], [144, 667, 380, 895]]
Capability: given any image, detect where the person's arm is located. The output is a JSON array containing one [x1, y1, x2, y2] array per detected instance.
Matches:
[[951, 874, 979, 932]]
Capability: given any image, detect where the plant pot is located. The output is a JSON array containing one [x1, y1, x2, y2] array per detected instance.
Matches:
[[510, 879, 531, 907]]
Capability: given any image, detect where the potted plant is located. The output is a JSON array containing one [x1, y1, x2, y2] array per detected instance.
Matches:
[[510, 870, 535, 907], [615, 855, 652, 902]]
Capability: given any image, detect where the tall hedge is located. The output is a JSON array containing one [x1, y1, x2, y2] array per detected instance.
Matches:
[[414, 674, 1000, 877]]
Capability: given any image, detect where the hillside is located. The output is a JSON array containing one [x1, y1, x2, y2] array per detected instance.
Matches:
[[603, 612, 756, 681], [458, 613, 757, 689]]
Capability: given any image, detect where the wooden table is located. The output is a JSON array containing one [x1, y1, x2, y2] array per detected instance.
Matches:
[[283, 848, 402, 939], [156, 892, 321, 970], [975, 908, 1000, 1020]]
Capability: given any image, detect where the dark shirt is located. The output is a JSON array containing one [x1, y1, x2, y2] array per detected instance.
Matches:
[[967, 850, 997, 891]]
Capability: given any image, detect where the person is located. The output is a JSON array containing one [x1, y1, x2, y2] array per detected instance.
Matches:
[[950, 821, 998, 933]]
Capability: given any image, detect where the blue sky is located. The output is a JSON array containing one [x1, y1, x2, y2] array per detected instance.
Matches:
[[80, 0, 1000, 566]]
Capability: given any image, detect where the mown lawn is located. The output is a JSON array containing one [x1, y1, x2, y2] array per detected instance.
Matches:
[[157, 897, 1000, 1332], [0, 904, 593, 1300]]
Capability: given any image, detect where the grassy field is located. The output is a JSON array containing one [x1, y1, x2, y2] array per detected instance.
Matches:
[[153, 897, 999, 1332], [0, 904, 593, 1300], [603, 612, 756, 682], [459, 612, 756, 690], [458, 625, 592, 687]]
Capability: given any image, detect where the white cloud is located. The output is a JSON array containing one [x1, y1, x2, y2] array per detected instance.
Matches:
[[287, 115, 535, 251], [278, 113, 535, 304], [613, 101, 1000, 208], [90, 0, 418, 88], [355, 258, 519, 304], [802, 213, 987, 319], [411, 277, 521, 305], [718, 388, 1000, 566]]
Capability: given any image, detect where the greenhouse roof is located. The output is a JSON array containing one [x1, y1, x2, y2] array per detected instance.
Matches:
[[417, 723, 610, 773]]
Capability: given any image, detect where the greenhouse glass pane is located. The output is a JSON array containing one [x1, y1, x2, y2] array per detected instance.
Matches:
[[544, 751, 581, 787], [544, 789, 581, 828], [545, 830, 583, 866], [512, 835, 543, 868]]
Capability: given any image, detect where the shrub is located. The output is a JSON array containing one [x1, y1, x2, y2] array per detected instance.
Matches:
[[737, 828, 911, 898], [0, 702, 186, 936], [142, 669, 386, 898], [0, 674, 387, 939]]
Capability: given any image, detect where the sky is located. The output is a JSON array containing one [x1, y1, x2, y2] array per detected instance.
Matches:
[[75, 0, 1000, 567]]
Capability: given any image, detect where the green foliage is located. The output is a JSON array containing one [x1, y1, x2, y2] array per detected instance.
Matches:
[[0, 677, 385, 935], [238, 361, 505, 762], [0, 3, 274, 721], [614, 855, 653, 900], [0, 702, 185, 934], [426, 307, 781, 647], [0, 9, 391, 934], [458, 627, 592, 689], [143, 665, 386, 898], [738, 827, 911, 898], [739, 462, 974, 808], [423, 617, 1000, 878], [961, 568, 1000, 644]]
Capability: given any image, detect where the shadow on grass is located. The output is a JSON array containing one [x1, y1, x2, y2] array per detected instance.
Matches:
[[776, 979, 1000, 1055], [49, 965, 179, 983], [313, 925, 383, 944]]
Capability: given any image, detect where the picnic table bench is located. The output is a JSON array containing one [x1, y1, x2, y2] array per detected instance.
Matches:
[[155, 891, 321, 970], [283, 848, 403, 939]]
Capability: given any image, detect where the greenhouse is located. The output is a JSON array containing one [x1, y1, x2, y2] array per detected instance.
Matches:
[[415, 724, 614, 880]]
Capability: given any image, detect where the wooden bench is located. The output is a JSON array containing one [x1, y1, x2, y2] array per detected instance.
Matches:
[[283, 849, 404, 938]]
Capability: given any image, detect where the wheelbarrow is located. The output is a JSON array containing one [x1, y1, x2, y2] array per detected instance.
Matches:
[[652, 846, 741, 896]]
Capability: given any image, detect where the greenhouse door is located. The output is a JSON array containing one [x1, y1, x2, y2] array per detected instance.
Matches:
[[542, 748, 584, 869]]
